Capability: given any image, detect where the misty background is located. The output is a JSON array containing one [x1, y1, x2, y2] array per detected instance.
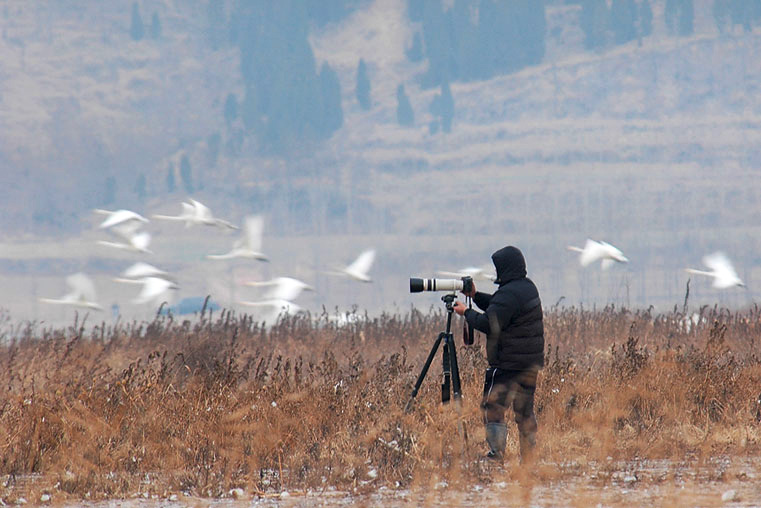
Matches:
[[1, 0, 760, 327]]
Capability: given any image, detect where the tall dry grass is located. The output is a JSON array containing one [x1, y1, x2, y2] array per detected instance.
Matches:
[[1, 303, 761, 502]]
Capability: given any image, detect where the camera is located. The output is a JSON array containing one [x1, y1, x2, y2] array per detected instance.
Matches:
[[410, 276, 473, 294]]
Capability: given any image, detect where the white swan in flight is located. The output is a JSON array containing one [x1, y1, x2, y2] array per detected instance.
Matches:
[[567, 239, 628, 269], [245, 276, 313, 301], [152, 199, 237, 229], [238, 298, 305, 325], [38, 273, 103, 311], [437, 266, 496, 282], [685, 251, 745, 289], [131, 276, 180, 306], [326, 249, 376, 282], [207, 215, 268, 260], [94, 208, 149, 229], [96, 222, 152, 254], [118, 262, 172, 281]]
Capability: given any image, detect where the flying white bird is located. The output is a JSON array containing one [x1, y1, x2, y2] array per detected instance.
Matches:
[[685, 251, 745, 289], [567, 239, 628, 269], [326, 249, 376, 282], [245, 276, 313, 301], [207, 215, 268, 260], [437, 266, 496, 282], [238, 298, 305, 325], [97, 222, 152, 253], [131, 276, 180, 306], [326, 310, 365, 327], [152, 199, 237, 230], [118, 262, 172, 281], [38, 273, 103, 311], [94, 209, 149, 229]]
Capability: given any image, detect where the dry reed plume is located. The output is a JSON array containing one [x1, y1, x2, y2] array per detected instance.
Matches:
[[1, 303, 761, 504]]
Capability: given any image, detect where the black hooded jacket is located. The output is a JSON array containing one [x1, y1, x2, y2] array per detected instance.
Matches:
[[464, 246, 544, 370]]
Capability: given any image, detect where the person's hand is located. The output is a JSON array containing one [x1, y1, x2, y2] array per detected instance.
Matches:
[[453, 300, 467, 316], [461, 281, 476, 298]]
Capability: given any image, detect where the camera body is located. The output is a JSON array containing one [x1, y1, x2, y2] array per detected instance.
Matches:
[[410, 275, 473, 294]]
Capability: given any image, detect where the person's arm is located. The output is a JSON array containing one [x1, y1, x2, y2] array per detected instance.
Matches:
[[472, 291, 492, 311], [464, 290, 520, 338], [463, 306, 490, 334]]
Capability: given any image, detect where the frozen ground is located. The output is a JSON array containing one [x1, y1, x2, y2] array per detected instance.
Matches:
[[5, 457, 761, 507]]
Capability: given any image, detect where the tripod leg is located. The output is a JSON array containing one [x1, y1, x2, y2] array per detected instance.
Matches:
[[445, 333, 468, 451], [447, 333, 462, 401], [441, 340, 451, 404], [405, 332, 445, 412]]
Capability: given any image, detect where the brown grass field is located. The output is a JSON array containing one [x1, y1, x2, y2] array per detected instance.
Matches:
[[2, 303, 761, 506]]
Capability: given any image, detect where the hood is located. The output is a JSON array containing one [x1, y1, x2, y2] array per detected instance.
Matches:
[[491, 246, 527, 285]]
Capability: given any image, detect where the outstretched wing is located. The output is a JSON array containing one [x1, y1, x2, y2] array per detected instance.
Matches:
[[66, 272, 97, 303], [99, 209, 148, 229], [269, 277, 311, 301], [189, 199, 213, 221], [703, 251, 741, 288], [123, 262, 167, 279], [133, 277, 175, 304], [579, 239, 604, 267], [346, 249, 375, 276]]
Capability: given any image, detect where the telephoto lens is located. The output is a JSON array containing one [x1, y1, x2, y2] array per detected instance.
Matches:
[[409, 278, 464, 292], [410, 277, 425, 293]]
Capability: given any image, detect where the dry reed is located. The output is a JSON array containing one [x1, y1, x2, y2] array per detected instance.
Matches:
[[1, 303, 760, 503]]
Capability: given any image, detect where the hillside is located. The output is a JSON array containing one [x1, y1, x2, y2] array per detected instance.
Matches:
[[1, 0, 760, 325]]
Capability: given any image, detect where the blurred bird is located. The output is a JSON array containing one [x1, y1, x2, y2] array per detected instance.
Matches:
[[326, 310, 365, 327], [567, 239, 628, 269], [38, 273, 103, 311], [117, 262, 173, 281], [238, 298, 304, 325], [244, 276, 313, 301], [207, 215, 268, 260], [131, 276, 179, 306], [152, 198, 237, 229], [685, 251, 745, 289], [94, 208, 149, 229], [96, 210, 152, 254], [437, 265, 496, 282], [97, 226, 151, 253], [326, 249, 376, 282]]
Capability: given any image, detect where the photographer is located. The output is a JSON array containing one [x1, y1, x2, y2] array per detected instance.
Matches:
[[453, 245, 544, 462]]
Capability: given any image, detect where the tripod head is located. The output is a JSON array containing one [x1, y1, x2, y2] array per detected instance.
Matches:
[[441, 293, 457, 311]]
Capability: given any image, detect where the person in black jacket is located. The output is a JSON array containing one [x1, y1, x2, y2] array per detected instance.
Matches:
[[453, 245, 544, 462]]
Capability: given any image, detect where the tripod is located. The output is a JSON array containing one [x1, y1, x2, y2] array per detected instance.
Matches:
[[405, 293, 463, 412]]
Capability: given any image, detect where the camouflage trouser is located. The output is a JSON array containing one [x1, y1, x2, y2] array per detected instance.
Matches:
[[482, 366, 538, 456]]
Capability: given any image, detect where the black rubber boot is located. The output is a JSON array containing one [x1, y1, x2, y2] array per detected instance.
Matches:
[[485, 422, 507, 460]]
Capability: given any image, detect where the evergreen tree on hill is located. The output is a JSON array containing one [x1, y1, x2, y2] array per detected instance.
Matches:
[[234, 2, 342, 155], [430, 79, 454, 133], [406, 31, 424, 62], [224, 93, 238, 126], [356, 58, 371, 110], [150, 12, 162, 40], [610, 0, 637, 45], [417, 0, 546, 86], [180, 155, 193, 194], [319, 63, 343, 135], [665, 0, 694, 36], [130, 2, 145, 41], [639, 0, 653, 38], [396, 84, 414, 127], [166, 163, 176, 194], [580, 0, 608, 50]]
